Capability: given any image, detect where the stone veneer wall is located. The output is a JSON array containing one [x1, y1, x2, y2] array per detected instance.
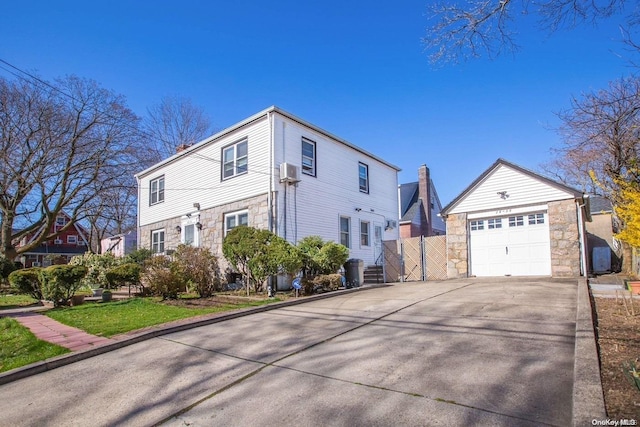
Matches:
[[446, 213, 468, 278], [548, 199, 582, 277], [139, 193, 270, 272]]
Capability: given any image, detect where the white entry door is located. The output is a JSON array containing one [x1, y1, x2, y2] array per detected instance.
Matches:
[[469, 212, 551, 276]]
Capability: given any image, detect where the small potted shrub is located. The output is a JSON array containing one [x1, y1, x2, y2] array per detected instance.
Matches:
[[101, 289, 113, 302]]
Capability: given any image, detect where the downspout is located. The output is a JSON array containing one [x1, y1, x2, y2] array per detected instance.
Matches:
[[576, 196, 590, 276], [268, 111, 274, 233]]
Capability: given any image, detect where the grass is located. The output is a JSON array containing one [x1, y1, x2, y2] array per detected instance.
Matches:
[[46, 297, 278, 337], [0, 317, 69, 373], [0, 294, 39, 309]]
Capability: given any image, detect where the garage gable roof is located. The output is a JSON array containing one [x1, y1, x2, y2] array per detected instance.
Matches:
[[441, 158, 584, 215]]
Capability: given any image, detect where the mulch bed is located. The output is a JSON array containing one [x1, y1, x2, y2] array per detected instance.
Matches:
[[594, 296, 640, 419]]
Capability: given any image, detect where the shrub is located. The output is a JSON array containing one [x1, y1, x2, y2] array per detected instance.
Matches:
[[8, 268, 43, 300], [297, 236, 349, 276], [141, 256, 184, 300], [0, 256, 17, 284], [313, 274, 343, 291], [172, 245, 220, 298], [223, 226, 302, 294], [124, 248, 152, 265], [317, 243, 349, 274], [39, 265, 88, 307], [105, 263, 141, 290], [69, 252, 120, 289]]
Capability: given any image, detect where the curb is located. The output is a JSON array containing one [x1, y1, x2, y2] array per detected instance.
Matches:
[[572, 277, 606, 426], [0, 284, 388, 385]]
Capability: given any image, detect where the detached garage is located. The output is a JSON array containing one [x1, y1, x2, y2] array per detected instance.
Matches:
[[441, 159, 590, 278]]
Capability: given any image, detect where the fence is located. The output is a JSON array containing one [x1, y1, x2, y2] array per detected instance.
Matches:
[[383, 235, 447, 282]]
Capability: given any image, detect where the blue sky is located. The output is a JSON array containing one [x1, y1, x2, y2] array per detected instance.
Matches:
[[0, 1, 633, 205]]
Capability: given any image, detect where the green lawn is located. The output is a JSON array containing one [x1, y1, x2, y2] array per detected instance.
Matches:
[[0, 294, 39, 309], [46, 297, 278, 337], [0, 317, 69, 373]]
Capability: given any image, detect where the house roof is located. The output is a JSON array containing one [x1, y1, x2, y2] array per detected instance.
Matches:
[[136, 106, 401, 179], [441, 158, 585, 215], [399, 182, 419, 221], [589, 195, 613, 214]]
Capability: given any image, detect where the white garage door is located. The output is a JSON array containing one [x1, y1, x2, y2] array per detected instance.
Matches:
[[469, 212, 551, 276]]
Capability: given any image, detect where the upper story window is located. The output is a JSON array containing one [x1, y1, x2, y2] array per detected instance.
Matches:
[[301, 138, 316, 176], [340, 216, 351, 248], [224, 210, 249, 235], [55, 216, 67, 226], [150, 176, 165, 205], [358, 162, 369, 193], [222, 139, 248, 180], [67, 235, 77, 244], [151, 229, 165, 254]]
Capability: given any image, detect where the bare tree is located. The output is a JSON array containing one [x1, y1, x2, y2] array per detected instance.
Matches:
[[547, 76, 640, 201], [144, 95, 212, 162], [0, 75, 142, 260], [424, 0, 635, 63]]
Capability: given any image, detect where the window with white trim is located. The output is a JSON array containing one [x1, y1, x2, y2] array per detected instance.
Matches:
[[488, 218, 502, 229], [301, 138, 316, 176], [222, 139, 248, 179], [224, 210, 249, 235], [528, 213, 545, 225], [67, 235, 77, 244], [470, 220, 484, 231], [358, 162, 369, 193], [56, 216, 67, 226], [340, 216, 351, 248], [150, 176, 165, 205], [151, 229, 165, 254], [360, 220, 370, 247], [509, 216, 524, 227]]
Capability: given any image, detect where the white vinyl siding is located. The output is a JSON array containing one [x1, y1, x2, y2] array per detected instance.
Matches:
[[447, 164, 577, 215], [272, 114, 399, 265], [137, 117, 270, 227]]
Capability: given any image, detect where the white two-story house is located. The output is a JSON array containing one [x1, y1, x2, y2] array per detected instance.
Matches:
[[136, 106, 400, 275]]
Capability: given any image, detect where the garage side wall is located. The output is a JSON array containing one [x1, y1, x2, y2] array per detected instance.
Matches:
[[446, 213, 468, 278], [548, 199, 581, 277]]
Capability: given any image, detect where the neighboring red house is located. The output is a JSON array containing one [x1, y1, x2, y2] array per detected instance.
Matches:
[[398, 164, 446, 238], [15, 212, 90, 268]]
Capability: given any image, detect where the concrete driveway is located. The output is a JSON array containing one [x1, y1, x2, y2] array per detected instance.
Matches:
[[0, 278, 595, 426]]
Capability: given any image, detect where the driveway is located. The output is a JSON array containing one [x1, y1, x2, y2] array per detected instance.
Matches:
[[0, 278, 585, 426]]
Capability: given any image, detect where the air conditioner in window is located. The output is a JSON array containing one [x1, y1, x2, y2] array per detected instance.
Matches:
[[32, 262, 41, 267], [385, 219, 397, 230], [54, 239, 63, 245], [280, 163, 299, 183]]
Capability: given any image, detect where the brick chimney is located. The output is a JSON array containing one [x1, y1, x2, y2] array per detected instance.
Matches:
[[418, 164, 432, 236]]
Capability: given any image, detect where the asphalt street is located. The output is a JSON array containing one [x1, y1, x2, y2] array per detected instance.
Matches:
[[0, 278, 586, 426]]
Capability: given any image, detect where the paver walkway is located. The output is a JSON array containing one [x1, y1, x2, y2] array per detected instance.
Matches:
[[9, 312, 112, 352]]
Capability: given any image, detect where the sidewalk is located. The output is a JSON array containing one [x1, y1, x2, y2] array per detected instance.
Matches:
[[6, 312, 113, 352]]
